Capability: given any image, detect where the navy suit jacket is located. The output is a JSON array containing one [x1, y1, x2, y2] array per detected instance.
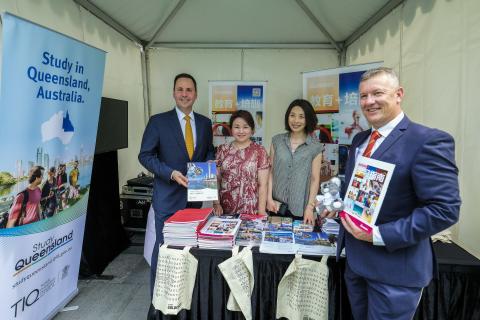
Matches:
[[338, 116, 460, 287], [138, 109, 215, 215]]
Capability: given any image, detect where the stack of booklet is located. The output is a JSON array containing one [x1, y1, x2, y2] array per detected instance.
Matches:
[[259, 231, 296, 254], [163, 208, 213, 247], [321, 218, 340, 236], [264, 216, 293, 232], [235, 214, 268, 247], [260, 230, 337, 256], [260, 217, 295, 254], [292, 220, 314, 233], [197, 216, 242, 249], [294, 231, 337, 256], [258, 217, 339, 255]]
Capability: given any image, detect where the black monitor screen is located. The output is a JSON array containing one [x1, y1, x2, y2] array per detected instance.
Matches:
[[94, 97, 128, 154]]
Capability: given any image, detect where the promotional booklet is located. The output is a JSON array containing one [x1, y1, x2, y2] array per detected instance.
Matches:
[[321, 218, 340, 235], [197, 216, 242, 249], [292, 220, 314, 233], [259, 231, 296, 254], [294, 231, 337, 256], [341, 156, 395, 233], [198, 217, 241, 238], [187, 162, 218, 202], [265, 216, 293, 232], [163, 208, 213, 247], [235, 214, 268, 247]]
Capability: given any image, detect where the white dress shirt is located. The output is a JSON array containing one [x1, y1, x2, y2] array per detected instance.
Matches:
[[170, 107, 198, 181]]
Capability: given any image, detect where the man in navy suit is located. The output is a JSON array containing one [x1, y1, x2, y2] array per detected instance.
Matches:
[[138, 73, 214, 297], [322, 67, 460, 319]]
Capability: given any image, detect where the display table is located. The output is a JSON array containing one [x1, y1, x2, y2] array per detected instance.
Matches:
[[148, 242, 480, 320], [415, 242, 480, 320]]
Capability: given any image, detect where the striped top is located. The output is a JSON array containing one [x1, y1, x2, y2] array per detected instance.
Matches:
[[271, 133, 322, 217]]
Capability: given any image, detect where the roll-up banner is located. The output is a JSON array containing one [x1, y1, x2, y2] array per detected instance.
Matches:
[[302, 62, 382, 180], [0, 13, 105, 319]]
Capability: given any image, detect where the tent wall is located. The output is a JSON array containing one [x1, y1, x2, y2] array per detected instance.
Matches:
[[147, 48, 338, 150], [346, 0, 480, 258], [0, 0, 146, 189], [3, 0, 477, 258]]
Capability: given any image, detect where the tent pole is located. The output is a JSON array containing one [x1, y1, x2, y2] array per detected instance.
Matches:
[[141, 48, 152, 124], [344, 0, 405, 47], [295, 0, 341, 54], [74, 0, 142, 45], [145, 0, 186, 49]]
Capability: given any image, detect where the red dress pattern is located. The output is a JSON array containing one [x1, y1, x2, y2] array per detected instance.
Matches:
[[216, 142, 269, 214]]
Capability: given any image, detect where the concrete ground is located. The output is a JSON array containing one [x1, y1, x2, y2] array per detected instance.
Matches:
[[54, 233, 150, 320]]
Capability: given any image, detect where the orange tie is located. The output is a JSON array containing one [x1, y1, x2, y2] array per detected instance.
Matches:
[[362, 130, 381, 158], [184, 115, 194, 159]]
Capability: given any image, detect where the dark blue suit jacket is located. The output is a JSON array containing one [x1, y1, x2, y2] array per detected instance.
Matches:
[[339, 116, 460, 287], [138, 109, 215, 215]]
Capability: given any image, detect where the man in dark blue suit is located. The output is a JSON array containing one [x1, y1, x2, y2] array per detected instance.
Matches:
[[138, 73, 214, 298], [322, 67, 460, 319]]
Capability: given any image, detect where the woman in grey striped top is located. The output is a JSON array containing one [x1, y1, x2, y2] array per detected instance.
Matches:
[[267, 99, 322, 225]]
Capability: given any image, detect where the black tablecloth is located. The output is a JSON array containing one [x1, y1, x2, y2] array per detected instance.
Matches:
[[149, 243, 480, 320], [414, 243, 480, 320]]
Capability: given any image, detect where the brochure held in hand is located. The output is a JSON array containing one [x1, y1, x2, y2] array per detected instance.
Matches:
[[187, 162, 218, 202], [340, 156, 395, 233]]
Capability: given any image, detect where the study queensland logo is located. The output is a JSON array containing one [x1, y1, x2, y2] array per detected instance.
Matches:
[[13, 231, 74, 276]]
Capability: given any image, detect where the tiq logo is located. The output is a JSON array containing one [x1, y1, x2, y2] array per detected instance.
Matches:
[[10, 288, 40, 318]]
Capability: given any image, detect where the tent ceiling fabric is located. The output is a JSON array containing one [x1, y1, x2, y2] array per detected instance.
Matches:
[[84, 0, 397, 48]]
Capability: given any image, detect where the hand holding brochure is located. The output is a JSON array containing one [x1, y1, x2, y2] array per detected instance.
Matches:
[[187, 162, 218, 202], [341, 156, 395, 234]]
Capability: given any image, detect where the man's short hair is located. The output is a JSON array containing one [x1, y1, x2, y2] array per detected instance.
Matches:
[[174, 73, 197, 91], [29, 166, 44, 183], [360, 67, 399, 87]]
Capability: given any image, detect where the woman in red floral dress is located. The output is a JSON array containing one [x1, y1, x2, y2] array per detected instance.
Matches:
[[213, 110, 269, 215]]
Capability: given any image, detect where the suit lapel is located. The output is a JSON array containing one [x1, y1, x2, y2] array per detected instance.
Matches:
[[371, 116, 410, 159], [345, 130, 370, 181], [192, 112, 203, 160], [167, 109, 189, 159]]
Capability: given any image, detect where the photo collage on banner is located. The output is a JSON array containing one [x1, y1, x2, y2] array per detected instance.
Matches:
[[0, 13, 105, 320], [209, 81, 266, 147], [302, 62, 382, 181]]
